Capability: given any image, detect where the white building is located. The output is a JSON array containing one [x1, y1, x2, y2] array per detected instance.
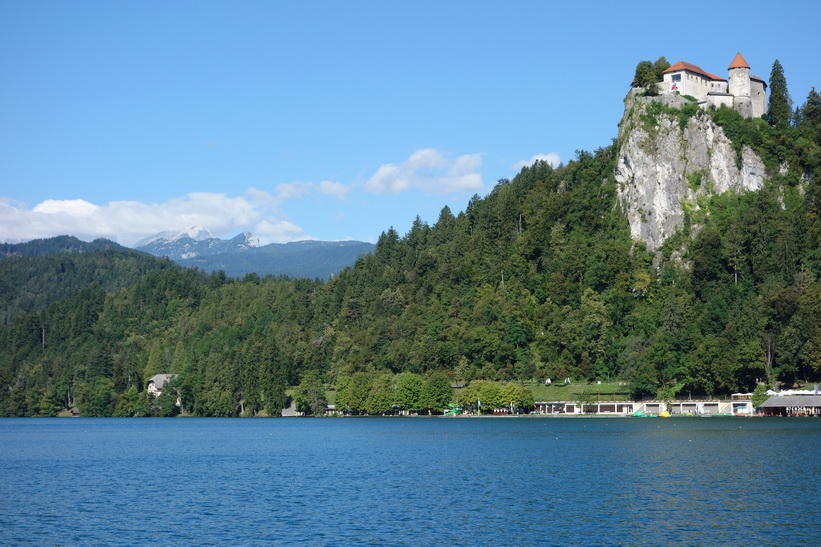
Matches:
[[146, 374, 177, 397], [661, 53, 767, 119]]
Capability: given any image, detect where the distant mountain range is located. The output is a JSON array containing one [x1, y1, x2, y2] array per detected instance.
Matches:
[[134, 226, 374, 279], [134, 227, 260, 260]]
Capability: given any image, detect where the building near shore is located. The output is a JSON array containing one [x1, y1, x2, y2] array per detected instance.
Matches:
[[146, 374, 177, 397], [534, 397, 751, 416], [758, 393, 821, 416]]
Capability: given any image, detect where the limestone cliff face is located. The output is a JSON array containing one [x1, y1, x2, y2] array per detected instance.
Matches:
[[615, 91, 767, 253]]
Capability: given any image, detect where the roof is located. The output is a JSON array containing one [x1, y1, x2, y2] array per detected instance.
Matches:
[[664, 61, 726, 81], [728, 52, 750, 69], [148, 374, 177, 390], [750, 74, 767, 87], [758, 395, 821, 408]]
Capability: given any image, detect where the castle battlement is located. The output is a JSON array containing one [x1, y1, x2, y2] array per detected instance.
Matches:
[[661, 53, 767, 119]]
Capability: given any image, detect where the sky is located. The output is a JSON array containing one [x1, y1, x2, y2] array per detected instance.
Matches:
[[2, 0, 819, 247]]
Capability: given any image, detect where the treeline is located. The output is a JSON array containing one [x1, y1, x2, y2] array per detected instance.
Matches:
[[2, 90, 821, 417], [292, 371, 534, 416]]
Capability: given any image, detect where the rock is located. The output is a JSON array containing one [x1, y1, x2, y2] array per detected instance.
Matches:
[[615, 92, 766, 254]]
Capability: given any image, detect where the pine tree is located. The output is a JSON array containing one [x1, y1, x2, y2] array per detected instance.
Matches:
[[259, 335, 288, 416], [802, 87, 821, 134], [768, 59, 792, 127]]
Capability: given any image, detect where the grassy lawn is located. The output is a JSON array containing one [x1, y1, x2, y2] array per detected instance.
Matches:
[[526, 382, 632, 402], [288, 387, 336, 406]]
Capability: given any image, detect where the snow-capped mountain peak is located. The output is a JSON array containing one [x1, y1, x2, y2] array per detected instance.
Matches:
[[134, 227, 263, 261], [233, 232, 260, 248], [134, 225, 212, 247]]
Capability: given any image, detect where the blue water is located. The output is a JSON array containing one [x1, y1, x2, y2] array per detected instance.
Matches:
[[1, 417, 819, 545]]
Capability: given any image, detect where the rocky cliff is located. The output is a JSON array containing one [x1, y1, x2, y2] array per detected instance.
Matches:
[[615, 90, 767, 253]]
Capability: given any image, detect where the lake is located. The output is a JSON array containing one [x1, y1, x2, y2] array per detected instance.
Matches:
[[1, 416, 819, 545]]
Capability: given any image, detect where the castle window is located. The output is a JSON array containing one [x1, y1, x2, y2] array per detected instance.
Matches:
[[671, 74, 681, 82]]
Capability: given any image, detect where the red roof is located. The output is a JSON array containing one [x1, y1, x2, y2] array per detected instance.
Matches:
[[664, 61, 726, 82], [728, 52, 750, 69]]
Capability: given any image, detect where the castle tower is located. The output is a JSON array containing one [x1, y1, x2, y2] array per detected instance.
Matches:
[[728, 52, 751, 97], [728, 52, 754, 118]]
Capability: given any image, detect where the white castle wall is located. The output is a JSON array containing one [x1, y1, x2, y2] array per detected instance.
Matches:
[[662, 71, 723, 98], [660, 56, 767, 119], [751, 79, 767, 118], [728, 66, 750, 98]]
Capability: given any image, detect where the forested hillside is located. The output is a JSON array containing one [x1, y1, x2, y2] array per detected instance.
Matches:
[[2, 88, 820, 417], [0, 236, 180, 325]]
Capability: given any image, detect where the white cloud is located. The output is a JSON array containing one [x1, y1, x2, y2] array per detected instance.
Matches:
[[511, 153, 561, 172], [0, 150, 478, 247], [254, 219, 308, 243], [406, 148, 449, 170], [318, 180, 351, 200], [33, 199, 99, 216], [274, 180, 352, 201], [362, 148, 484, 195], [244, 187, 277, 204], [275, 182, 312, 201], [0, 192, 307, 247]]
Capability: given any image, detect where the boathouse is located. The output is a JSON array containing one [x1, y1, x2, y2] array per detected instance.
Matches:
[[758, 395, 821, 416], [533, 397, 750, 416]]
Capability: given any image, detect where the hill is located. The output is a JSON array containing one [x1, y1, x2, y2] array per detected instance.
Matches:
[[0, 236, 182, 324], [0, 235, 129, 257], [1, 79, 820, 417]]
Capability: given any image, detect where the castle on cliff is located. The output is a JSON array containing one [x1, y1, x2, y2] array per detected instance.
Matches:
[[661, 53, 767, 119]]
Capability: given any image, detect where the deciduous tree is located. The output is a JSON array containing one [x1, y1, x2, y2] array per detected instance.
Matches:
[[293, 371, 327, 416], [420, 372, 453, 414]]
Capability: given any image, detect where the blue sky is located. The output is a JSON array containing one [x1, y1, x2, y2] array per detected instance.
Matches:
[[1, 0, 819, 247]]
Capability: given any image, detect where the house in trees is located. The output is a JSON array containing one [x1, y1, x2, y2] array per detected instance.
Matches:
[[661, 53, 767, 118], [146, 374, 177, 397]]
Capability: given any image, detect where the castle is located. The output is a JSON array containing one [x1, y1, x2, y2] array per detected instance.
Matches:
[[661, 53, 767, 119]]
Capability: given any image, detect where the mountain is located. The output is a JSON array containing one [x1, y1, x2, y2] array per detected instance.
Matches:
[[135, 228, 259, 260], [135, 227, 374, 279], [175, 240, 375, 279], [133, 225, 214, 249]]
